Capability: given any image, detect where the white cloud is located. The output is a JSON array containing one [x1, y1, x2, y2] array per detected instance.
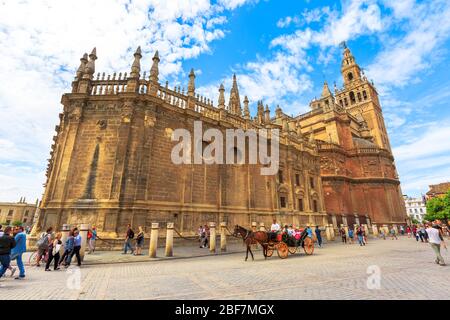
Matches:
[[0, 0, 253, 201]]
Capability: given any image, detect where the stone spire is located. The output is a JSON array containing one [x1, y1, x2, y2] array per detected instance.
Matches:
[[83, 47, 97, 80], [130, 46, 142, 78], [188, 68, 195, 97], [148, 50, 160, 96], [243, 96, 250, 119], [321, 81, 332, 98], [228, 74, 241, 115], [257, 101, 264, 124], [218, 84, 225, 109], [341, 45, 362, 84], [264, 104, 270, 123], [275, 105, 283, 118], [149, 50, 160, 83], [296, 121, 303, 138], [309, 127, 316, 144], [75, 53, 88, 80]]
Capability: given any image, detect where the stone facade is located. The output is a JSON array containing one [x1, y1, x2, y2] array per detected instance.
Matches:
[[35, 45, 407, 238], [0, 197, 38, 226]]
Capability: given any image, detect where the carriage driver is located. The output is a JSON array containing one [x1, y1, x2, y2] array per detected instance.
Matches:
[[269, 219, 281, 241]]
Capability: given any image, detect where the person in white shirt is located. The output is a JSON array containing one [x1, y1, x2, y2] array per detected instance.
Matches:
[[425, 224, 446, 266], [270, 219, 280, 232]]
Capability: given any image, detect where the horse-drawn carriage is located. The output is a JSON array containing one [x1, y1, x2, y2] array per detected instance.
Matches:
[[233, 225, 315, 260], [266, 229, 315, 259]]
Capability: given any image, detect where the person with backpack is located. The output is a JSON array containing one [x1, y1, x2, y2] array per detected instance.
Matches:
[[0, 227, 16, 278], [356, 226, 365, 246], [88, 226, 97, 254], [60, 229, 74, 267], [123, 224, 134, 254], [35, 227, 53, 267]]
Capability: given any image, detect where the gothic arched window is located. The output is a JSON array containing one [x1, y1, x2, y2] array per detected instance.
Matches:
[[347, 72, 353, 81], [363, 90, 368, 100], [349, 91, 356, 104], [357, 92, 362, 101]]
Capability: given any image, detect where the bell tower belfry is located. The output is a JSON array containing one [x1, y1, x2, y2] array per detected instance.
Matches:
[[335, 44, 391, 151]]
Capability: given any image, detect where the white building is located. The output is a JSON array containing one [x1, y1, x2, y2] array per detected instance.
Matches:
[[403, 195, 426, 222]]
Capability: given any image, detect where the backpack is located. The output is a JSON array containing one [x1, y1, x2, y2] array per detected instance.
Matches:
[[36, 233, 49, 249]]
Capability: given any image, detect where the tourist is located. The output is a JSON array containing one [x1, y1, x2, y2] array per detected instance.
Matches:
[[88, 226, 97, 254], [315, 226, 322, 247], [10, 226, 26, 280], [400, 225, 405, 236], [271, 219, 281, 232], [340, 227, 347, 244], [202, 224, 209, 248], [380, 228, 386, 240], [390, 227, 398, 240], [134, 226, 144, 255], [198, 226, 204, 248], [362, 226, 368, 244], [60, 229, 74, 267], [45, 232, 62, 271], [68, 228, 82, 267], [425, 223, 446, 266], [35, 227, 53, 267], [418, 225, 427, 242], [123, 224, 135, 254], [287, 225, 295, 237], [356, 226, 365, 246], [348, 228, 354, 244], [0, 227, 16, 278], [406, 226, 411, 238]]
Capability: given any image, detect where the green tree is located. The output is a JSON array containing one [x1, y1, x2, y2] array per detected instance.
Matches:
[[425, 190, 450, 222], [11, 220, 23, 227]]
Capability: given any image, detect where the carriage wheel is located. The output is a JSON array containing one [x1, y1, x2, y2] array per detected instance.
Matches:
[[277, 242, 289, 259], [288, 246, 297, 254], [266, 246, 274, 257], [303, 237, 314, 255]]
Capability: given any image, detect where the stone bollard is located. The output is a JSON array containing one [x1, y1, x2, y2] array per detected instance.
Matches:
[[60, 224, 70, 256], [325, 225, 332, 241], [220, 222, 227, 252], [79, 224, 90, 261], [165, 223, 174, 257], [209, 222, 216, 253], [259, 222, 265, 232], [149, 223, 159, 258], [372, 224, 378, 236], [329, 224, 335, 240], [251, 221, 257, 232]]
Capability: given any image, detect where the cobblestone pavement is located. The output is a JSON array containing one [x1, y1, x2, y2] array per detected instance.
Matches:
[[1, 236, 449, 300]]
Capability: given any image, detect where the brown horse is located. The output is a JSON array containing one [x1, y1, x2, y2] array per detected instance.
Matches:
[[233, 225, 269, 261]]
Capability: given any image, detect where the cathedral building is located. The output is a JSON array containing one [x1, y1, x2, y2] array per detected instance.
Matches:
[[34, 45, 407, 238]]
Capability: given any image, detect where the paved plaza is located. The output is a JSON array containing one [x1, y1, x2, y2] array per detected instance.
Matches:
[[1, 236, 449, 300]]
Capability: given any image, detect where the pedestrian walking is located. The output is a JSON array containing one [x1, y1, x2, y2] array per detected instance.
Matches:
[[60, 230, 74, 267], [362, 226, 368, 244], [122, 224, 135, 254], [356, 226, 365, 246], [35, 227, 53, 267], [348, 228, 354, 244], [315, 226, 322, 247], [425, 223, 446, 266], [10, 226, 26, 280], [68, 228, 82, 267], [87, 227, 97, 254], [134, 226, 144, 256], [45, 232, 62, 271], [390, 227, 398, 240], [406, 226, 411, 238], [400, 225, 405, 236], [340, 227, 347, 244], [0, 227, 16, 279]]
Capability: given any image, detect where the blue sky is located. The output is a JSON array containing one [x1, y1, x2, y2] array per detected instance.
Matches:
[[0, 0, 450, 202]]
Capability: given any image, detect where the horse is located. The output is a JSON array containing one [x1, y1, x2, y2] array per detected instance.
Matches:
[[233, 225, 269, 261]]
